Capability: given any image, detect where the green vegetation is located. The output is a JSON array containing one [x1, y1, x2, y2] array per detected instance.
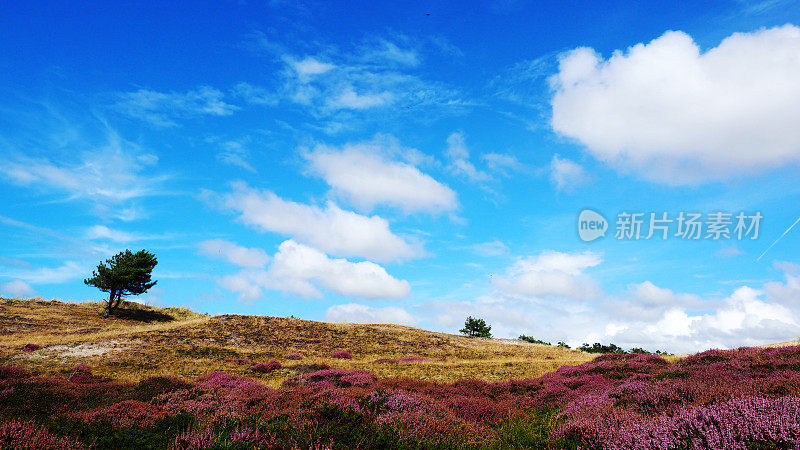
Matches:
[[84, 249, 158, 316], [460, 316, 492, 338], [518, 335, 550, 345]]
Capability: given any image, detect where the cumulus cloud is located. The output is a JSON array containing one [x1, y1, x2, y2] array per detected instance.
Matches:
[[424, 252, 800, 354], [115, 86, 239, 127], [764, 262, 800, 305], [266, 240, 410, 299], [303, 138, 458, 214], [550, 155, 589, 191], [326, 303, 417, 326], [607, 281, 705, 321], [0, 279, 35, 298], [217, 182, 422, 262], [492, 250, 602, 299], [550, 25, 800, 184], [211, 240, 410, 301], [198, 239, 270, 268]]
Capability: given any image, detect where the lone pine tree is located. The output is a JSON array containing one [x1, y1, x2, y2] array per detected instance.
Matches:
[[84, 249, 158, 316]]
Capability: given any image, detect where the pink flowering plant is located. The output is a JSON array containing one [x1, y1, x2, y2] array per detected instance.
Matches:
[[1, 345, 800, 447]]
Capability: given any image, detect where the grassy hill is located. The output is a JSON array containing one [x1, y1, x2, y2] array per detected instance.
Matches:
[[0, 297, 593, 387]]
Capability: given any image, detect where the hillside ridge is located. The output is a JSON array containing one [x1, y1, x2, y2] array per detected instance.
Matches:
[[0, 297, 592, 386]]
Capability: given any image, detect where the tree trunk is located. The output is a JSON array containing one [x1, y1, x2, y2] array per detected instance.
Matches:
[[105, 288, 116, 317], [112, 291, 123, 311]]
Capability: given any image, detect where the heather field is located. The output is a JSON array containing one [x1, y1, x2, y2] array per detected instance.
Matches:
[[3, 299, 800, 449]]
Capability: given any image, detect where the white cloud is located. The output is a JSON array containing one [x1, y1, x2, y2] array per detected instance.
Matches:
[[492, 250, 602, 299], [445, 132, 490, 182], [0, 133, 167, 218], [7, 261, 87, 284], [266, 41, 462, 120], [0, 279, 35, 298], [266, 240, 410, 299], [198, 239, 270, 268], [550, 25, 800, 184], [327, 87, 393, 110], [217, 141, 255, 172], [219, 270, 265, 301], [470, 240, 509, 257], [418, 249, 800, 353], [326, 303, 417, 326], [87, 225, 134, 242], [116, 86, 238, 127], [213, 240, 410, 301], [361, 39, 420, 67], [482, 153, 523, 173], [218, 182, 422, 262], [608, 281, 705, 321], [303, 138, 458, 214], [550, 154, 589, 191], [286, 56, 336, 77], [232, 82, 277, 106], [764, 262, 800, 305], [86, 225, 166, 243]]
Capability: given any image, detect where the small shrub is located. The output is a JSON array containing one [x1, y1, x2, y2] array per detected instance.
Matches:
[[171, 427, 216, 450], [21, 344, 40, 352], [0, 420, 84, 449], [79, 400, 166, 427], [250, 361, 281, 373], [519, 335, 551, 345], [284, 352, 303, 360], [578, 342, 626, 354], [73, 364, 93, 373], [0, 366, 34, 380], [286, 369, 377, 388], [332, 351, 352, 359]]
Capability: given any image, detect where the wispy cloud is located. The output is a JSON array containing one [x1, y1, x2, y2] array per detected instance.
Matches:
[[85, 225, 170, 243], [4, 261, 88, 285], [115, 86, 239, 127], [550, 154, 590, 192], [0, 129, 169, 219], [217, 141, 256, 172], [445, 132, 491, 183], [237, 35, 466, 131]]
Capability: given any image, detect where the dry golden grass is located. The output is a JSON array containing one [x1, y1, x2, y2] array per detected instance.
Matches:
[[1, 297, 594, 387], [759, 339, 800, 348]]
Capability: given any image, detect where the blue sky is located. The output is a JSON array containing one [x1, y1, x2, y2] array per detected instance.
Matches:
[[2, 0, 800, 352]]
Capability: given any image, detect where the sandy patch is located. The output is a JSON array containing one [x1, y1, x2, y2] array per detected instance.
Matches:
[[17, 339, 135, 358]]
